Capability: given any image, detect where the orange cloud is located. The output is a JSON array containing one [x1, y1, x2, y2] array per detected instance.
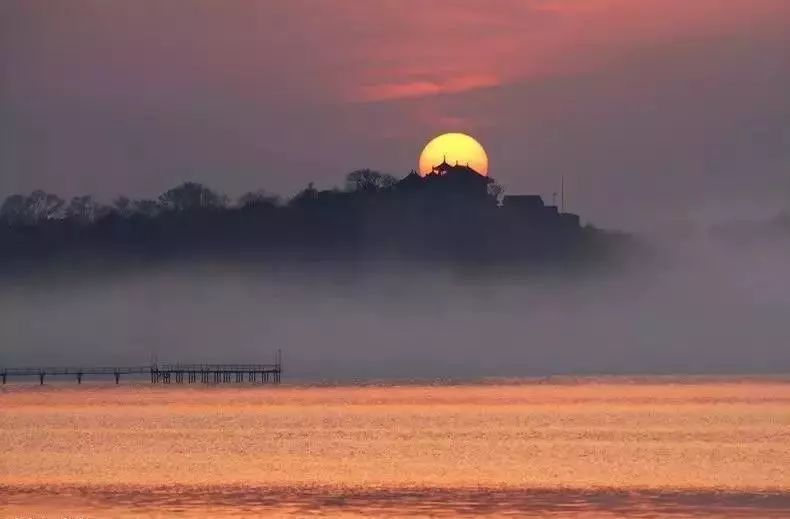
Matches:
[[356, 74, 501, 102]]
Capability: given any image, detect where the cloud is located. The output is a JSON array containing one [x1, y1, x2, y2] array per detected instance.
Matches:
[[323, 0, 790, 105], [355, 74, 501, 102]]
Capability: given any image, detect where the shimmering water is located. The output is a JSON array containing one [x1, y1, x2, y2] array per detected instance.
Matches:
[[1, 380, 789, 517]]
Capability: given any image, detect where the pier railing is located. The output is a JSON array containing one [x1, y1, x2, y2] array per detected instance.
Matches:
[[1, 355, 282, 385]]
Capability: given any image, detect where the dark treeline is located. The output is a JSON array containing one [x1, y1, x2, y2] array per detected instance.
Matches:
[[0, 168, 631, 271]]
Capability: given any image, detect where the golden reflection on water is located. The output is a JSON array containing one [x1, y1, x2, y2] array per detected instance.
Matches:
[[1, 380, 789, 517]]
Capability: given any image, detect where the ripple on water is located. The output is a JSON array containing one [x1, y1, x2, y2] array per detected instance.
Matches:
[[3, 484, 790, 518]]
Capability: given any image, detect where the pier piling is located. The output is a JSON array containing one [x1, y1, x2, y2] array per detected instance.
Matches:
[[0, 359, 282, 386]]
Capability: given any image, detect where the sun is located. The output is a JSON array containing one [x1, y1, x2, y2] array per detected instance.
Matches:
[[418, 133, 489, 176]]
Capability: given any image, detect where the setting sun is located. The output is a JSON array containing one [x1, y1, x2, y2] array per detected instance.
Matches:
[[418, 133, 489, 176]]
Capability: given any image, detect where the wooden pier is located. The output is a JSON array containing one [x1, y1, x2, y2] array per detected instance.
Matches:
[[1, 352, 282, 385], [150, 363, 281, 385]]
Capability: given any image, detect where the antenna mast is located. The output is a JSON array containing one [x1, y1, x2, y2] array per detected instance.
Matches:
[[561, 175, 565, 213]]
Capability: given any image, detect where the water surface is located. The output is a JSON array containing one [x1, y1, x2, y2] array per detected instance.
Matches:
[[1, 379, 789, 517]]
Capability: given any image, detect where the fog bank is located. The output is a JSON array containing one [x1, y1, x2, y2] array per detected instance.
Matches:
[[2, 228, 789, 379]]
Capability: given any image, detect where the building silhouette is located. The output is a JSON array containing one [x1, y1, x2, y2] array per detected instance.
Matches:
[[397, 159, 581, 229]]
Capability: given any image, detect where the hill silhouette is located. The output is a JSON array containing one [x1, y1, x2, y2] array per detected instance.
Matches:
[[0, 167, 631, 271]]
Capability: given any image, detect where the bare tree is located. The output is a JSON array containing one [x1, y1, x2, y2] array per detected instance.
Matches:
[[0, 190, 64, 224], [65, 195, 109, 224], [238, 190, 280, 209], [487, 181, 504, 204], [133, 199, 161, 218], [345, 169, 398, 192], [113, 196, 133, 217], [28, 190, 65, 221], [159, 182, 225, 212]]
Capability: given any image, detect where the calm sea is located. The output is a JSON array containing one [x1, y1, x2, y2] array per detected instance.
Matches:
[[1, 379, 789, 517]]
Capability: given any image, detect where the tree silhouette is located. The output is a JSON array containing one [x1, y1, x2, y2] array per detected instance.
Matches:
[[159, 182, 226, 212], [0, 194, 27, 225], [238, 190, 280, 209], [0, 190, 65, 224], [290, 182, 320, 208], [112, 196, 134, 218], [65, 195, 108, 224], [487, 182, 504, 204], [133, 199, 161, 218], [345, 169, 398, 193], [0, 169, 628, 269]]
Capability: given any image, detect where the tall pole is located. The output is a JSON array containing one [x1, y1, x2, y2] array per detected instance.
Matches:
[[561, 175, 565, 213]]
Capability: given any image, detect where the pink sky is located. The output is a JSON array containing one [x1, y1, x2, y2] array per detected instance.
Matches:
[[1, 0, 789, 228]]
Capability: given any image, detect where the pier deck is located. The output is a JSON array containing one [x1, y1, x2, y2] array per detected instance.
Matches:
[[1, 355, 282, 385]]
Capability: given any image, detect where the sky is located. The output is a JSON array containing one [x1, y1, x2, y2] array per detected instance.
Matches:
[[1, 0, 789, 230]]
